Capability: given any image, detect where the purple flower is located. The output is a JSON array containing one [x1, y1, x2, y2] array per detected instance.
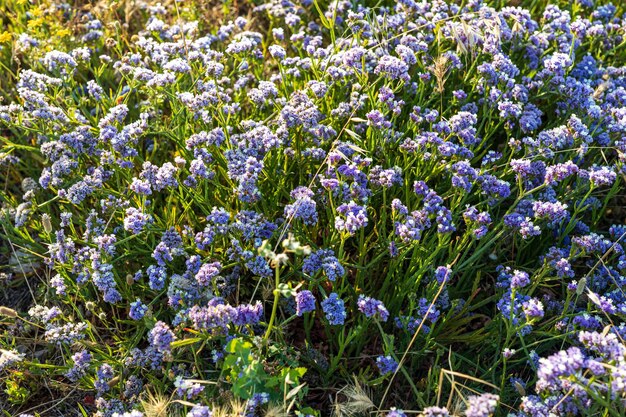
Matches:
[[510, 270, 530, 288], [147, 265, 167, 290], [249, 81, 279, 105], [543, 53, 572, 77], [388, 241, 398, 257], [174, 376, 204, 399], [164, 58, 191, 73], [357, 295, 389, 321], [95, 363, 114, 393], [124, 208, 152, 234], [129, 299, 148, 320], [503, 213, 524, 229], [268, 45, 286, 59], [536, 347, 585, 392], [533, 200, 569, 223], [451, 160, 478, 192], [522, 298, 545, 320], [450, 112, 479, 146], [335, 202, 368, 235], [519, 104, 543, 133], [98, 104, 128, 128], [152, 228, 183, 266], [295, 290, 316, 316], [321, 293, 346, 325], [369, 166, 403, 188], [453, 89, 467, 100], [366, 110, 392, 129], [375, 355, 398, 375], [87, 80, 103, 101], [387, 409, 407, 417], [422, 407, 450, 417], [195, 262, 222, 286], [233, 301, 263, 326], [149, 321, 175, 353], [50, 274, 66, 296], [43, 50, 77, 73], [188, 302, 237, 331], [477, 175, 511, 201], [28, 305, 61, 323], [246, 256, 272, 278], [435, 266, 452, 284], [436, 207, 456, 234], [375, 55, 409, 81], [44, 322, 87, 345], [519, 218, 541, 239], [465, 393, 499, 417], [95, 234, 116, 256], [246, 393, 270, 416], [395, 209, 430, 242], [303, 249, 344, 281], [472, 225, 488, 239], [284, 186, 318, 225], [187, 405, 212, 417], [578, 331, 626, 359], [502, 348, 516, 359], [65, 350, 91, 382], [152, 243, 173, 266], [231, 210, 276, 243], [554, 258, 575, 278], [391, 199, 408, 217], [112, 411, 144, 417], [586, 166, 617, 187], [342, 46, 366, 68]]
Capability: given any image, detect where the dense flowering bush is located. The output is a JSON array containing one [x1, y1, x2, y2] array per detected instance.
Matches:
[[2, 0, 626, 416]]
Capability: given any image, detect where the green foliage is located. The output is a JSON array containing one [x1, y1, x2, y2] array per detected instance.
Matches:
[[223, 337, 306, 402], [4, 370, 31, 405]]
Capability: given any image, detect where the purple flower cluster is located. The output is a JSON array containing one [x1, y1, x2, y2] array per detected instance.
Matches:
[[302, 249, 344, 281], [187, 406, 212, 417], [321, 293, 346, 325], [357, 295, 389, 322], [295, 290, 316, 316], [124, 208, 153, 234], [129, 299, 148, 320], [6, 0, 626, 414], [376, 355, 398, 375], [188, 299, 263, 332], [195, 262, 222, 287], [284, 186, 318, 225], [335, 201, 368, 235], [465, 393, 499, 417], [148, 321, 175, 353], [65, 350, 91, 382], [174, 376, 204, 399]]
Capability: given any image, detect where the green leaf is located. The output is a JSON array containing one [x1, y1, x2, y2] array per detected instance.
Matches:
[[170, 337, 202, 349]]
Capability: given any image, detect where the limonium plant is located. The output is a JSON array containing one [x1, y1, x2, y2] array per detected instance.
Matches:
[[1, 0, 626, 416]]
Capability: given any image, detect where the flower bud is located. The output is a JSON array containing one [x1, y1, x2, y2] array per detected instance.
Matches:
[[0, 306, 18, 318], [41, 213, 52, 233]]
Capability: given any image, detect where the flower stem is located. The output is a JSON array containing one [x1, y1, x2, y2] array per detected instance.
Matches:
[[263, 266, 282, 344]]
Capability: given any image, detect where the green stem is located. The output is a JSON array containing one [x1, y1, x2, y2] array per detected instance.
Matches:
[[263, 266, 282, 344]]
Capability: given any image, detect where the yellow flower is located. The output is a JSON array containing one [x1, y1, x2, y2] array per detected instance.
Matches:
[[30, 6, 44, 17], [55, 28, 71, 38], [27, 17, 44, 29], [0, 32, 12, 43]]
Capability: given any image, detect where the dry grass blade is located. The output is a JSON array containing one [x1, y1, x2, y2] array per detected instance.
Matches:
[[140, 389, 172, 417], [429, 55, 450, 94], [264, 403, 289, 417], [333, 377, 376, 417]]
